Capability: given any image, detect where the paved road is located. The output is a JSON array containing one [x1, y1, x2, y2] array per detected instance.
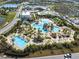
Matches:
[[0, 5, 23, 34], [0, 53, 79, 59], [29, 53, 79, 59]]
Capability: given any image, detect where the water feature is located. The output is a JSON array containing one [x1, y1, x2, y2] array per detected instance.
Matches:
[[31, 18, 60, 33], [13, 36, 28, 49]]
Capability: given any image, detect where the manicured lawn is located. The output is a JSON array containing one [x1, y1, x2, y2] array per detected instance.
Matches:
[[53, 17, 61, 22], [5, 12, 16, 22], [5, 2, 18, 4], [0, 12, 16, 29], [52, 17, 65, 26]]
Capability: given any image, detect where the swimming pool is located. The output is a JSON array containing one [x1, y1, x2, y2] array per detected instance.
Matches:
[[52, 26, 60, 32], [13, 36, 28, 49], [31, 18, 60, 33], [0, 4, 18, 8]]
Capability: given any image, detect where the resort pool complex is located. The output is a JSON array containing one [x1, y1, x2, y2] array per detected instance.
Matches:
[[0, 4, 18, 8], [31, 18, 60, 33], [13, 36, 28, 49]]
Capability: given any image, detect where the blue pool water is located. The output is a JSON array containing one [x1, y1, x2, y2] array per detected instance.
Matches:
[[13, 36, 28, 49], [31, 18, 60, 33], [0, 4, 18, 8], [52, 26, 60, 32]]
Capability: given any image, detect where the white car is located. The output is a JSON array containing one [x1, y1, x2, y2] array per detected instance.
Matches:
[[64, 53, 72, 59]]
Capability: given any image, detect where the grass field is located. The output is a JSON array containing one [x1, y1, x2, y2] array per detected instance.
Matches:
[[0, 12, 16, 29], [53, 17, 60, 22], [5, 1, 18, 4]]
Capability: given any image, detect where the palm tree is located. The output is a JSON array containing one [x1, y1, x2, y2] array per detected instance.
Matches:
[[0, 9, 7, 15], [62, 42, 74, 49], [33, 30, 44, 43]]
